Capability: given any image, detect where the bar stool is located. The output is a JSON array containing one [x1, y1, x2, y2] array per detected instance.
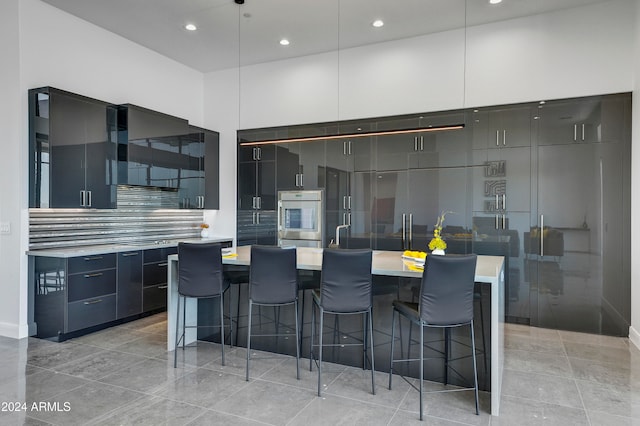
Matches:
[[389, 254, 479, 421], [309, 248, 375, 397], [174, 242, 233, 368], [246, 245, 300, 381]]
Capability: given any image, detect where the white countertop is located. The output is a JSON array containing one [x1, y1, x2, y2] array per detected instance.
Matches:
[[26, 236, 235, 258]]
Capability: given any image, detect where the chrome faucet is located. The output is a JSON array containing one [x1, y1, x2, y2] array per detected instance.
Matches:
[[334, 224, 350, 247]]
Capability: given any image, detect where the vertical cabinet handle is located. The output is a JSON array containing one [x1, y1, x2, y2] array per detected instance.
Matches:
[[495, 214, 499, 230], [295, 174, 299, 187], [495, 194, 499, 210], [252, 212, 256, 225], [573, 124, 578, 141], [348, 195, 351, 210], [502, 194, 506, 211], [348, 212, 352, 226], [402, 213, 407, 249], [582, 123, 585, 141], [496, 130, 500, 146], [252, 197, 256, 209], [299, 174, 303, 187], [540, 214, 544, 256], [87, 191, 92, 207], [348, 141, 352, 155], [502, 214, 506, 229], [343, 141, 347, 155], [257, 147, 262, 160], [257, 197, 261, 209], [414, 136, 419, 151], [408, 213, 413, 249], [343, 213, 347, 226], [80, 190, 86, 207], [503, 130, 506, 146], [420, 136, 424, 151], [256, 212, 260, 224], [342, 196, 347, 210]]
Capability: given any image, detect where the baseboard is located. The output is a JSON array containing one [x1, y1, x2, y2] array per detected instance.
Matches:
[[0, 321, 29, 339], [629, 326, 640, 350]]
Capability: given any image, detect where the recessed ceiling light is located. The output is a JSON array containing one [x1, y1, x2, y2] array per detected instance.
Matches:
[[372, 19, 384, 28], [185, 23, 197, 31], [279, 39, 290, 46], [489, 0, 502, 4]]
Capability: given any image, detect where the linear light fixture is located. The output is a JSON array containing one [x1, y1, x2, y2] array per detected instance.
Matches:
[[239, 123, 465, 146]]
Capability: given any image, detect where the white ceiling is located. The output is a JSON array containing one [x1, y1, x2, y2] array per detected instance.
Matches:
[[41, 0, 606, 73]]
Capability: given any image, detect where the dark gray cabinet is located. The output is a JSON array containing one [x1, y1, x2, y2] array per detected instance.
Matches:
[[178, 127, 220, 209], [29, 87, 117, 208], [117, 250, 143, 319], [237, 143, 277, 246], [142, 247, 177, 312], [236, 93, 632, 337]]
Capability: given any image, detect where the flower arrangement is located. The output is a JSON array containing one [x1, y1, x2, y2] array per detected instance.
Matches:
[[200, 223, 209, 229], [428, 211, 452, 252]]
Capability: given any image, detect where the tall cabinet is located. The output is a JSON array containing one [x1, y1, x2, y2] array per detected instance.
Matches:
[[236, 93, 631, 336]]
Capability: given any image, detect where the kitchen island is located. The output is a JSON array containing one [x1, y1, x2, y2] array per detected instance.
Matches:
[[167, 246, 505, 415]]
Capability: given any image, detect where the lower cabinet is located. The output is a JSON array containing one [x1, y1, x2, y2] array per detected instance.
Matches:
[[142, 247, 177, 312], [117, 251, 143, 319]]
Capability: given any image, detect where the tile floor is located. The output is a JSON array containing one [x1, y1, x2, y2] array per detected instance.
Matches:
[[0, 313, 638, 425]]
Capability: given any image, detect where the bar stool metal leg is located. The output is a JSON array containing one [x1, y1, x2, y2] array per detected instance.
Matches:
[[368, 308, 376, 395], [246, 300, 253, 381]]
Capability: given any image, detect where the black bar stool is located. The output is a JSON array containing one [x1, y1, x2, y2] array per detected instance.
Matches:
[[309, 248, 375, 397], [246, 245, 300, 381], [389, 254, 479, 421], [174, 242, 233, 368]]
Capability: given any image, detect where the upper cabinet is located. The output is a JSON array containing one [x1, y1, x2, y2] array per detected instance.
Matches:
[[29, 88, 221, 210], [473, 105, 532, 149], [29, 87, 117, 208], [117, 104, 189, 189], [536, 94, 630, 145]]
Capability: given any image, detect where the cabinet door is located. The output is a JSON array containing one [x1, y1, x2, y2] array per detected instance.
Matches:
[[257, 160, 276, 210], [117, 251, 142, 318], [49, 93, 89, 208], [488, 105, 531, 148], [371, 170, 407, 251], [178, 131, 204, 208], [537, 98, 601, 145], [84, 99, 116, 208], [203, 130, 220, 209], [275, 144, 300, 191]]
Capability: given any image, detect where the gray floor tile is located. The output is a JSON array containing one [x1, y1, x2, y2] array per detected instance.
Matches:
[[97, 357, 193, 393], [26, 341, 104, 370], [503, 349, 573, 378], [398, 381, 491, 425], [587, 410, 637, 426], [259, 356, 345, 391], [215, 379, 315, 425], [568, 356, 640, 389], [187, 409, 266, 426], [55, 349, 147, 380], [172, 340, 225, 368], [501, 369, 582, 409], [70, 326, 149, 349], [576, 379, 640, 418], [93, 395, 206, 426], [325, 367, 410, 409], [289, 394, 395, 426], [504, 324, 561, 342], [0, 412, 53, 426], [504, 334, 566, 356], [558, 330, 629, 349], [0, 368, 89, 403], [28, 381, 144, 426], [155, 367, 249, 408], [203, 347, 286, 378], [563, 341, 635, 365], [388, 409, 469, 425], [110, 332, 169, 359], [491, 395, 589, 426]]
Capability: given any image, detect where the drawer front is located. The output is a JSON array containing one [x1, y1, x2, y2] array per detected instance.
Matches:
[[68, 253, 117, 274], [68, 269, 116, 302], [143, 262, 169, 287], [117, 251, 143, 319], [143, 247, 177, 264], [67, 294, 116, 332], [143, 284, 168, 312]]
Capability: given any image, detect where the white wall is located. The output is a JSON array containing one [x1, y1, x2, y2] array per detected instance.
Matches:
[[0, 0, 28, 339], [0, 0, 206, 339], [630, 1, 640, 349]]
